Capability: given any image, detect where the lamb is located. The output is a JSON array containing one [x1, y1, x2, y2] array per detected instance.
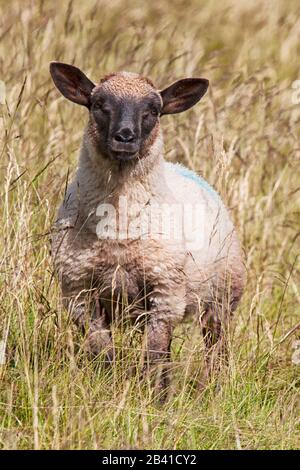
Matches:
[[49, 62, 246, 394]]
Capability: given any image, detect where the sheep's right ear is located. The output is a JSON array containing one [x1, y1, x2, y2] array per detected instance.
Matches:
[[49, 62, 95, 108]]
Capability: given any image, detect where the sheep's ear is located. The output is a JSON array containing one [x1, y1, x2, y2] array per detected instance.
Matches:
[[160, 78, 209, 115], [49, 62, 95, 108]]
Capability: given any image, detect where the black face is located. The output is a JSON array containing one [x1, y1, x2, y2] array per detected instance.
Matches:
[[90, 91, 162, 161], [50, 63, 209, 162]]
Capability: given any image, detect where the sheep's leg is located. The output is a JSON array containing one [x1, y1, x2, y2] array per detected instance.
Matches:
[[65, 295, 114, 363], [84, 298, 115, 363], [199, 279, 245, 390], [142, 318, 173, 399], [199, 306, 228, 390]]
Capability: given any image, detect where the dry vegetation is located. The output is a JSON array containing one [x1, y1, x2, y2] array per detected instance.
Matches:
[[0, 0, 300, 449]]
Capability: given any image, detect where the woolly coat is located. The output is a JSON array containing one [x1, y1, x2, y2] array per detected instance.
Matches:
[[51, 126, 246, 329]]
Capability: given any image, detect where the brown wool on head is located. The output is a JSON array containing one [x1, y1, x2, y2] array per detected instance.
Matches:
[[95, 71, 156, 98]]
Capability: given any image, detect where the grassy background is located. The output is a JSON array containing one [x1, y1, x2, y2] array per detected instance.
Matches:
[[0, 0, 300, 449]]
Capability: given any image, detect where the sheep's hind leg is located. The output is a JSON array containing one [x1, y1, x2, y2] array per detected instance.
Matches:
[[199, 305, 228, 390], [84, 298, 115, 364], [66, 296, 114, 364]]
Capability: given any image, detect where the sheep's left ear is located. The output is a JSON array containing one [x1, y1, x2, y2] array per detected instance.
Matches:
[[160, 78, 209, 115]]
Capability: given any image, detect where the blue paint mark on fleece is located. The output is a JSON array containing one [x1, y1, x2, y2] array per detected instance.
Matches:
[[166, 162, 221, 202]]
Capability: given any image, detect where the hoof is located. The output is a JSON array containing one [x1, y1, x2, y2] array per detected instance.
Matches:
[[83, 330, 115, 364]]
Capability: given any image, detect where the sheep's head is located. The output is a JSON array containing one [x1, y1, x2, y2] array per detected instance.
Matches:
[[50, 62, 208, 162]]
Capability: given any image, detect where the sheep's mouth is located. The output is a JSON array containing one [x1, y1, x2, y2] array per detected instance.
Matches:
[[109, 143, 139, 161], [110, 151, 139, 161]]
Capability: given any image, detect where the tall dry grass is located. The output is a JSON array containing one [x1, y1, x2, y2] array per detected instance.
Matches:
[[0, 0, 299, 449]]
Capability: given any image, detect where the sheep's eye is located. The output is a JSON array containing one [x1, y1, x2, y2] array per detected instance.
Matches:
[[143, 108, 158, 119], [150, 107, 159, 117], [93, 101, 109, 113]]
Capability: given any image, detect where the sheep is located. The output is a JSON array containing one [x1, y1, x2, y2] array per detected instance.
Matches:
[[49, 62, 246, 394]]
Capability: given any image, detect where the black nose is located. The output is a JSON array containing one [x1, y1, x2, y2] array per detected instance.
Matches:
[[114, 127, 136, 143]]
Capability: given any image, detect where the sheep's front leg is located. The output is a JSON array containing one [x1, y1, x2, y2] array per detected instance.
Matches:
[[142, 317, 173, 398], [140, 282, 186, 398]]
